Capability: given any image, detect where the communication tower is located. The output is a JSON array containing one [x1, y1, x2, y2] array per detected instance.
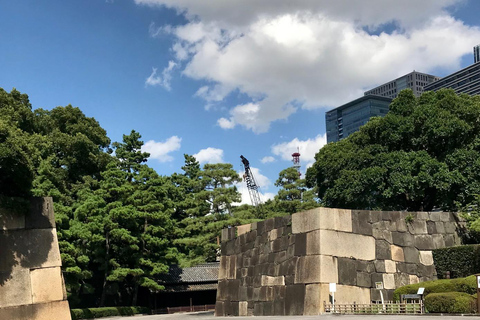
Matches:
[[292, 147, 301, 176]]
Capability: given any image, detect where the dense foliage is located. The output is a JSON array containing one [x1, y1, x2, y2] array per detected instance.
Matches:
[[393, 275, 476, 301], [433, 245, 480, 279], [0, 87, 319, 308], [306, 89, 480, 212], [425, 292, 476, 313]]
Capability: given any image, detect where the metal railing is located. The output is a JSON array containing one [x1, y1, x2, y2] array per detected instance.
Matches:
[[323, 301, 423, 314], [153, 304, 215, 314]]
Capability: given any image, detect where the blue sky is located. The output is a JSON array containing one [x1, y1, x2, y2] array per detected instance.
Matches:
[[1, 0, 480, 203]]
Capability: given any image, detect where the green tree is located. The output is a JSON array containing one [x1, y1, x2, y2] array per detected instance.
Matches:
[[306, 89, 480, 211]]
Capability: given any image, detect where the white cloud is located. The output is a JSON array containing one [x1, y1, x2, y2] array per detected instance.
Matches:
[[271, 134, 327, 168], [261, 156, 275, 164], [136, 0, 480, 132], [193, 147, 224, 164], [142, 136, 182, 162], [145, 61, 177, 90]]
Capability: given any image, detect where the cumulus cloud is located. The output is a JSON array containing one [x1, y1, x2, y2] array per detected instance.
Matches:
[[136, 0, 480, 132], [261, 156, 275, 164], [142, 136, 182, 162], [145, 61, 177, 90], [271, 134, 327, 168], [193, 147, 224, 164]]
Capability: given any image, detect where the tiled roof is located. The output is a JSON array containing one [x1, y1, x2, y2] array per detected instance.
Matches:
[[163, 283, 218, 292], [159, 262, 219, 284]]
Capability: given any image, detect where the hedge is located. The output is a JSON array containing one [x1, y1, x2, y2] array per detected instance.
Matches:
[[70, 306, 150, 319], [433, 245, 480, 278], [393, 275, 476, 301], [425, 292, 475, 313]]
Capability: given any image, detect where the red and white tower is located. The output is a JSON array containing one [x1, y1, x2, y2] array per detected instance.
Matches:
[[292, 147, 301, 177]]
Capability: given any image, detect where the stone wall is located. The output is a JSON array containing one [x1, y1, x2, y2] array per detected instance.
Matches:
[[215, 207, 463, 316], [0, 197, 71, 320]]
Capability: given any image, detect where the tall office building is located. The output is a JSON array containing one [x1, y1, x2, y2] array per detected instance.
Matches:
[[364, 71, 440, 98], [326, 71, 438, 143], [423, 62, 480, 95], [475, 44, 480, 64], [326, 95, 392, 143]]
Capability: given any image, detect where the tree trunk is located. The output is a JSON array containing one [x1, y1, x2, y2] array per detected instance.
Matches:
[[132, 281, 139, 306], [99, 231, 110, 307]]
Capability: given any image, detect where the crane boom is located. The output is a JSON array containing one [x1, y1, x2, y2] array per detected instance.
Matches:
[[240, 155, 262, 208]]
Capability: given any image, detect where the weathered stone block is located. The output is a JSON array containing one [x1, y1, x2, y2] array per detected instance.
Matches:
[[237, 223, 251, 236], [374, 260, 385, 273], [403, 247, 420, 264], [239, 301, 248, 316], [264, 218, 275, 232], [292, 207, 353, 234], [227, 280, 240, 301], [408, 220, 427, 234], [357, 272, 371, 288], [394, 273, 409, 288], [295, 255, 337, 284], [31, 267, 64, 303], [383, 273, 395, 289], [215, 301, 225, 316], [261, 275, 285, 286], [337, 257, 356, 286], [432, 234, 446, 249], [292, 209, 321, 233], [0, 300, 72, 320], [392, 232, 414, 247], [285, 284, 305, 315], [440, 211, 452, 222], [352, 210, 372, 236], [0, 228, 61, 273], [271, 237, 288, 252], [406, 263, 417, 274], [316, 230, 375, 260], [218, 256, 227, 279], [274, 299, 285, 316], [419, 251, 434, 266], [294, 233, 307, 256], [26, 197, 55, 230], [0, 269, 32, 308], [253, 302, 263, 316], [409, 275, 419, 284], [414, 235, 435, 250], [435, 222, 445, 233], [390, 245, 405, 262], [268, 228, 280, 241], [263, 301, 274, 315], [376, 240, 391, 260], [335, 285, 371, 304], [304, 284, 326, 315], [227, 255, 237, 279], [0, 207, 25, 230], [444, 222, 457, 234], [385, 260, 396, 273]]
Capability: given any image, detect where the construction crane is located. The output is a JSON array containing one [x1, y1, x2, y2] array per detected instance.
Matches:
[[240, 155, 263, 210]]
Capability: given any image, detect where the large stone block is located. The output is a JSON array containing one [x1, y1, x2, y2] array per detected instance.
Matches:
[[403, 247, 420, 264], [375, 240, 391, 260], [390, 245, 405, 262], [215, 301, 225, 316], [0, 207, 25, 230], [261, 275, 285, 286], [27, 197, 55, 229], [334, 285, 371, 304], [239, 301, 248, 316], [292, 208, 352, 234], [295, 255, 337, 284], [294, 233, 307, 256], [383, 273, 395, 289], [414, 235, 435, 250], [419, 251, 434, 266], [0, 269, 32, 308], [408, 220, 427, 234], [385, 260, 396, 273], [392, 232, 414, 247], [31, 267, 64, 304], [337, 257, 356, 286], [285, 284, 305, 315], [304, 284, 328, 315], [356, 272, 371, 288], [236, 224, 251, 237], [312, 230, 375, 260], [227, 255, 237, 279], [0, 300, 71, 320], [351, 210, 372, 236], [0, 228, 61, 273]]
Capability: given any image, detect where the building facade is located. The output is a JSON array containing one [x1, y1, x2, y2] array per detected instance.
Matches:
[[474, 44, 480, 64], [326, 95, 392, 143], [364, 71, 440, 98], [424, 60, 480, 95]]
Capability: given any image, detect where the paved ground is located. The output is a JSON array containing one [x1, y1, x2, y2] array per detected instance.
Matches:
[[99, 311, 480, 320]]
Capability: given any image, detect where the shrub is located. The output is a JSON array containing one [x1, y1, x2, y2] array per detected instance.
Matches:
[[425, 292, 475, 313], [393, 275, 476, 301], [433, 245, 480, 278], [70, 306, 150, 319]]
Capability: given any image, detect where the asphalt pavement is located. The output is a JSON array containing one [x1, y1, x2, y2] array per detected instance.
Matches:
[[99, 311, 480, 320]]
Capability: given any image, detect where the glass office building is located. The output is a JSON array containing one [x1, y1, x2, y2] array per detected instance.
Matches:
[[326, 95, 392, 143]]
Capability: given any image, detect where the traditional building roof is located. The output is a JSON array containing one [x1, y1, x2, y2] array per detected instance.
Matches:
[[159, 262, 219, 292]]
